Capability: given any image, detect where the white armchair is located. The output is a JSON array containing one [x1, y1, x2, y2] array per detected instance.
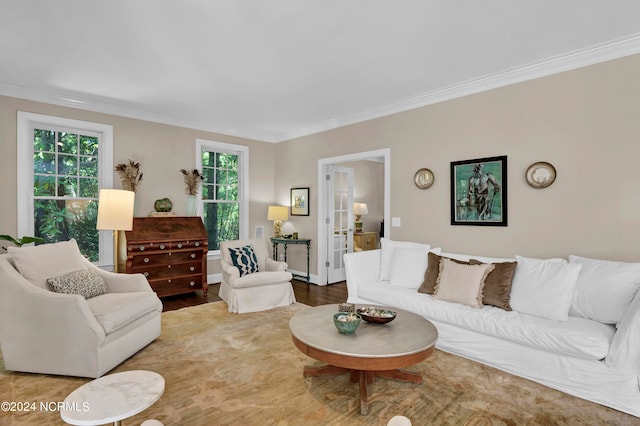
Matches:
[[219, 238, 295, 313], [0, 239, 162, 378]]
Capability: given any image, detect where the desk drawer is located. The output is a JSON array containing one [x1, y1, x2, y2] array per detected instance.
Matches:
[[130, 250, 201, 267], [133, 262, 202, 280], [149, 275, 203, 296]]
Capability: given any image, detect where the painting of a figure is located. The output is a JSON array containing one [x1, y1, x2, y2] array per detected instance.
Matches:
[[451, 156, 507, 226]]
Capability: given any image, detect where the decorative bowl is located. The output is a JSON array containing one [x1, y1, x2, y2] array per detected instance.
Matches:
[[333, 312, 361, 334], [356, 307, 397, 324]]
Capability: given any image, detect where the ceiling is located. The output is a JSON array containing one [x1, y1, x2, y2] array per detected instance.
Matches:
[[2, 1, 640, 143]]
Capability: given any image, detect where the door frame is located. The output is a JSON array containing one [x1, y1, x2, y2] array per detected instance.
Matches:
[[316, 148, 391, 286]]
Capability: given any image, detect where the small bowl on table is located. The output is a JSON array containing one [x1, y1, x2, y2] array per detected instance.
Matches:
[[333, 312, 362, 334], [356, 307, 397, 324]]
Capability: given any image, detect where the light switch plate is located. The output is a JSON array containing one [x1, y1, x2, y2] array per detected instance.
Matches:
[[391, 217, 401, 227]]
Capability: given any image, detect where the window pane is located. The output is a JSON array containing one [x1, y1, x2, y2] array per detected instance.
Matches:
[[79, 155, 98, 177], [59, 176, 78, 197], [79, 177, 99, 198], [80, 135, 99, 156], [203, 167, 215, 185], [57, 132, 78, 154], [215, 168, 227, 184], [57, 154, 78, 176], [34, 152, 55, 174], [34, 129, 55, 152], [203, 202, 239, 250], [202, 183, 215, 200], [34, 199, 99, 261], [34, 175, 56, 196]]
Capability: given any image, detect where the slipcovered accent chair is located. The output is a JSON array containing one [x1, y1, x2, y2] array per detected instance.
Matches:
[[0, 239, 162, 378], [219, 238, 295, 313]]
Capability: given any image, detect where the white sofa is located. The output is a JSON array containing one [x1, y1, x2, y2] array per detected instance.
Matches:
[[344, 238, 640, 417]]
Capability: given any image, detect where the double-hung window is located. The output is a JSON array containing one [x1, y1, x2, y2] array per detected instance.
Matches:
[[196, 139, 248, 255], [17, 112, 113, 265]]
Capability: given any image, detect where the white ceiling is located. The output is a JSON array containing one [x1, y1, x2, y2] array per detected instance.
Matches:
[[2, 1, 640, 143]]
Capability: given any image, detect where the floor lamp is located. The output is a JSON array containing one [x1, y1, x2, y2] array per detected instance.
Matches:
[[97, 189, 135, 273]]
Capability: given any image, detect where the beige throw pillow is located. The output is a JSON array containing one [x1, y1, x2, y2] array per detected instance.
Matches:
[[434, 258, 495, 308], [418, 252, 473, 295]]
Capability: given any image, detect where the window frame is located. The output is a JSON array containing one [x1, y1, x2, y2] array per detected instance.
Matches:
[[17, 111, 113, 266], [195, 139, 249, 259]]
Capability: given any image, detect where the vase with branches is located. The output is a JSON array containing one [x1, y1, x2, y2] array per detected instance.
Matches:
[[115, 160, 143, 192], [181, 169, 205, 216]]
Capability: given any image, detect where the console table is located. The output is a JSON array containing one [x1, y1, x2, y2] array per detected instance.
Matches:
[[270, 237, 311, 283]]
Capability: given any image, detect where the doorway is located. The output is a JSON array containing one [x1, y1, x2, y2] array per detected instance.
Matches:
[[316, 149, 390, 285]]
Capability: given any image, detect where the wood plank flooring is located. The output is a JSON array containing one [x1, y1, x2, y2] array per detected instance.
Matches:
[[161, 279, 348, 312]]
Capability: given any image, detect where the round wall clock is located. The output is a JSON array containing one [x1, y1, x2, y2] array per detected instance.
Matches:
[[525, 161, 556, 188], [414, 168, 434, 189]]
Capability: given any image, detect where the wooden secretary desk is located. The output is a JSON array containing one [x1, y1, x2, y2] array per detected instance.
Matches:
[[124, 216, 208, 298]]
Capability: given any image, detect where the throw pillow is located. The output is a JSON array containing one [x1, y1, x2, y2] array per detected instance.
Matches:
[[389, 247, 430, 289], [418, 252, 472, 295], [379, 238, 431, 281], [47, 268, 107, 299], [568, 255, 640, 325], [469, 259, 517, 311], [433, 259, 495, 308], [228, 245, 260, 277], [7, 239, 88, 290], [509, 256, 582, 321]]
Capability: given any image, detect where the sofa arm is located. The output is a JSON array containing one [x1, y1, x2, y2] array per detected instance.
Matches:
[[266, 258, 288, 272], [221, 259, 240, 284], [94, 268, 153, 293], [605, 289, 640, 373], [344, 249, 381, 302]]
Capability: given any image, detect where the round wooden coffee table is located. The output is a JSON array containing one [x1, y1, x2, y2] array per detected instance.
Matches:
[[289, 304, 438, 415]]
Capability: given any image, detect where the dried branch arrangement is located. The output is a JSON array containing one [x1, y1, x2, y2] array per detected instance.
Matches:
[[115, 160, 143, 192], [180, 168, 205, 196]]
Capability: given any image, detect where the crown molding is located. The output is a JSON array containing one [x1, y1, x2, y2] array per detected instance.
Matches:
[[2, 33, 640, 144], [275, 33, 640, 142]]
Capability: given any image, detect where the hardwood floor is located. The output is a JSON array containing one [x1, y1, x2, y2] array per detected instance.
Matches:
[[160, 279, 348, 312]]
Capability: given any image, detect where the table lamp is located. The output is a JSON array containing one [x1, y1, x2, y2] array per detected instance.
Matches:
[[353, 203, 368, 233], [97, 189, 135, 272], [267, 206, 289, 238]]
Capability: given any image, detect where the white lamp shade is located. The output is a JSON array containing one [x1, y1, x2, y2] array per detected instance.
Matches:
[[353, 203, 368, 215], [267, 205, 289, 221], [96, 189, 135, 231]]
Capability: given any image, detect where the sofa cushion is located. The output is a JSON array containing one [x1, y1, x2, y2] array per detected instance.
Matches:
[[569, 255, 640, 325], [358, 282, 614, 360], [47, 268, 107, 299], [87, 291, 162, 334], [389, 247, 430, 289], [418, 252, 472, 295], [7, 239, 88, 291], [228, 245, 260, 276], [380, 238, 431, 281], [469, 259, 517, 311], [434, 259, 494, 308], [232, 270, 293, 289], [510, 256, 582, 322]]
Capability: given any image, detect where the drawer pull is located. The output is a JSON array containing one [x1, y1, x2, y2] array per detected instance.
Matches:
[[144, 258, 149, 263], [139, 246, 145, 251], [190, 266, 195, 271], [195, 242, 199, 246], [143, 272, 149, 277], [189, 281, 195, 286], [160, 244, 165, 249], [177, 243, 183, 248], [168, 279, 172, 283], [168, 265, 172, 269], [191, 254, 196, 259]]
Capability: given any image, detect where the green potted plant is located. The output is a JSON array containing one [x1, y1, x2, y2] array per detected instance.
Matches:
[[0, 234, 45, 251]]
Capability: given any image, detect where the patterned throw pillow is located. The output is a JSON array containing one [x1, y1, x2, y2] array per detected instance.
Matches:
[[47, 268, 107, 299], [228, 245, 260, 277]]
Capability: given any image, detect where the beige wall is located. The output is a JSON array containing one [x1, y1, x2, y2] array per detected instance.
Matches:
[[3, 53, 640, 284], [275, 53, 640, 280], [0, 96, 277, 276]]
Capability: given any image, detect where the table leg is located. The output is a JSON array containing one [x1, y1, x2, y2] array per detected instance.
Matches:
[[305, 241, 310, 283], [359, 370, 369, 415]]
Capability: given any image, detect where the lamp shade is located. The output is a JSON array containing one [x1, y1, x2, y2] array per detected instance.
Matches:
[[353, 203, 368, 215], [96, 189, 135, 231], [267, 205, 289, 221]]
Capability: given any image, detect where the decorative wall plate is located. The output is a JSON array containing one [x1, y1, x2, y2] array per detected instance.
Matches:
[[414, 168, 434, 189], [525, 161, 556, 188]]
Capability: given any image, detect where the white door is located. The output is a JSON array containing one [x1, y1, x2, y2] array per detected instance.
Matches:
[[326, 165, 354, 283]]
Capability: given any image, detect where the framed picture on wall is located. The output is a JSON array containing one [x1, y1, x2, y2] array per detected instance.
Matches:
[[290, 187, 310, 216], [451, 155, 507, 226]]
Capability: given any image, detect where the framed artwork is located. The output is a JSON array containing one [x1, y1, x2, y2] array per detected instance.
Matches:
[[451, 155, 507, 226], [290, 187, 310, 216]]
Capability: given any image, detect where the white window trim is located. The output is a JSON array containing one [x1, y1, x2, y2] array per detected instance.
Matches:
[[195, 139, 249, 260], [16, 111, 114, 266]]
